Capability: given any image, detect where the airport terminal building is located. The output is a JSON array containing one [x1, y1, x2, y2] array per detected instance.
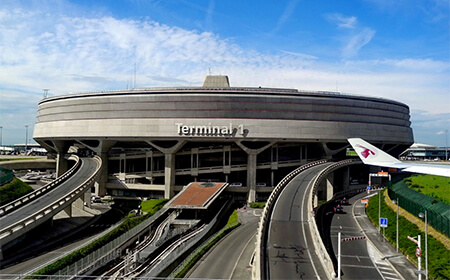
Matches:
[[33, 76, 414, 202]]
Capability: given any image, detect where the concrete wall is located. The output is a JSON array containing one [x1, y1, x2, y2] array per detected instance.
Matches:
[[34, 88, 413, 146]]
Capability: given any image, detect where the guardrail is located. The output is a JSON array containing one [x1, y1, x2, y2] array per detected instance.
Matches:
[[252, 159, 328, 280], [0, 155, 81, 216], [308, 159, 363, 279], [0, 156, 102, 245]]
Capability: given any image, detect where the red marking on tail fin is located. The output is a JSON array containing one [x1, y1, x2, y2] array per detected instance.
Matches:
[[356, 144, 375, 158]]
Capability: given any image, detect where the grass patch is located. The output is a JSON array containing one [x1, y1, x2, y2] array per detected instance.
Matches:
[[141, 198, 168, 214], [404, 175, 450, 205], [249, 201, 266, 209], [0, 178, 33, 205], [0, 158, 42, 161], [367, 190, 450, 280]]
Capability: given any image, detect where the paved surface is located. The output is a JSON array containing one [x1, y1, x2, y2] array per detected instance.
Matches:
[[187, 207, 262, 280], [331, 191, 417, 280], [267, 163, 332, 280]]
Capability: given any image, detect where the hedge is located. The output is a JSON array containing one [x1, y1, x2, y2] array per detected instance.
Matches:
[[30, 199, 167, 277]]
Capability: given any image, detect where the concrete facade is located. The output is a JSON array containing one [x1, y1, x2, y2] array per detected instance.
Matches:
[[33, 76, 413, 202]]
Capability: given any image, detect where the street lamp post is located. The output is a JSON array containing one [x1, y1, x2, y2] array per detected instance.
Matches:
[[419, 211, 428, 280], [25, 125, 28, 154], [393, 198, 399, 252]]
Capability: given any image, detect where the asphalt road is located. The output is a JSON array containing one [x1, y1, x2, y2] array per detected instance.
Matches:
[[187, 207, 262, 280], [330, 192, 402, 280], [267, 163, 331, 280]]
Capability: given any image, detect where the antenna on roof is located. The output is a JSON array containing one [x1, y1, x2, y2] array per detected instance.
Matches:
[[134, 62, 137, 88], [208, 67, 212, 75], [43, 89, 49, 99]]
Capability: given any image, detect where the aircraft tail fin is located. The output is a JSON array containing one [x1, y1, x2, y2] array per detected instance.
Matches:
[[348, 138, 402, 167]]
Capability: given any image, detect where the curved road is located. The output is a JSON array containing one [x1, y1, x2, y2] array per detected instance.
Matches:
[[0, 157, 99, 244], [267, 163, 332, 280], [330, 192, 401, 279], [188, 208, 262, 279]]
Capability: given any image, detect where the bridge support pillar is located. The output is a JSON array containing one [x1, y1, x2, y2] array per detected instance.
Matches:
[[247, 153, 257, 203], [326, 173, 334, 201], [63, 204, 72, 217], [53, 140, 71, 177], [164, 153, 176, 199]]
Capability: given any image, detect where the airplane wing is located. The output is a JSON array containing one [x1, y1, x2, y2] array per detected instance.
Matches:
[[348, 138, 450, 178]]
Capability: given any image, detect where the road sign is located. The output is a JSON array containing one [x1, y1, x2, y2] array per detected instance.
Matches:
[[408, 235, 419, 244], [416, 246, 421, 257], [361, 199, 369, 204], [380, 218, 388, 227], [367, 186, 370, 194]]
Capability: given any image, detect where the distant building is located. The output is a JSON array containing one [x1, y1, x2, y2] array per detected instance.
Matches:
[[400, 143, 449, 161]]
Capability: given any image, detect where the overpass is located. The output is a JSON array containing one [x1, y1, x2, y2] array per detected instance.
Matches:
[[253, 159, 364, 279], [0, 156, 101, 260]]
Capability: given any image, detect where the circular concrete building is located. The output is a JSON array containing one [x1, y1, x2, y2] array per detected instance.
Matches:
[[33, 76, 413, 201]]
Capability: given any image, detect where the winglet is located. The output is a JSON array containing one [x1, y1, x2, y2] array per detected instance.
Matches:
[[348, 138, 401, 167]]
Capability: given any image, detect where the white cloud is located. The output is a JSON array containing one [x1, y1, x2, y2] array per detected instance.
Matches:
[[326, 13, 358, 29], [0, 5, 448, 146]]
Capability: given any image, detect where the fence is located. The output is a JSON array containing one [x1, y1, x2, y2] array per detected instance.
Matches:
[[388, 182, 450, 237], [0, 167, 14, 186]]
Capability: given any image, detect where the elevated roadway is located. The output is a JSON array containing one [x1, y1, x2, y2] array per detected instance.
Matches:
[[0, 156, 101, 257], [266, 162, 333, 279]]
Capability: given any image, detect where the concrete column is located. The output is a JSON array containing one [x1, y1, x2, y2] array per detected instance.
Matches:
[[88, 140, 116, 196], [53, 140, 71, 177], [164, 152, 176, 199], [247, 153, 257, 203], [236, 141, 275, 203], [326, 173, 334, 201], [63, 204, 72, 217], [147, 140, 186, 199], [56, 153, 69, 177]]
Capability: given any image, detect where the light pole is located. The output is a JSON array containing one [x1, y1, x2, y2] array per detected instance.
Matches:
[[393, 198, 399, 252], [446, 129, 448, 161], [0, 126, 3, 147], [419, 211, 428, 280], [25, 125, 29, 152]]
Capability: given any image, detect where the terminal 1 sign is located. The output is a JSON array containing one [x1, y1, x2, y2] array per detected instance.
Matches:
[[176, 123, 248, 137]]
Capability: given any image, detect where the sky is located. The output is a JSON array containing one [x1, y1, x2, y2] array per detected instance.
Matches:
[[0, 0, 449, 147]]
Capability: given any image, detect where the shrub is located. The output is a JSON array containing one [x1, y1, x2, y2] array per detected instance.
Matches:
[[0, 178, 33, 205]]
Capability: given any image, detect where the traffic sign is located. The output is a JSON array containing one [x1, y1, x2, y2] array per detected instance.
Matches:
[[380, 218, 388, 228], [361, 199, 369, 204], [366, 186, 371, 194], [416, 246, 421, 257]]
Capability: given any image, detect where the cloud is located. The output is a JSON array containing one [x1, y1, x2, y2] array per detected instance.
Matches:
[[342, 28, 376, 58], [326, 13, 358, 29], [271, 0, 300, 34], [325, 13, 376, 58], [0, 4, 448, 146]]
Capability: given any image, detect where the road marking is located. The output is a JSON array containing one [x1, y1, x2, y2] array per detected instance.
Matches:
[[301, 176, 321, 280], [229, 231, 256, 279]]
